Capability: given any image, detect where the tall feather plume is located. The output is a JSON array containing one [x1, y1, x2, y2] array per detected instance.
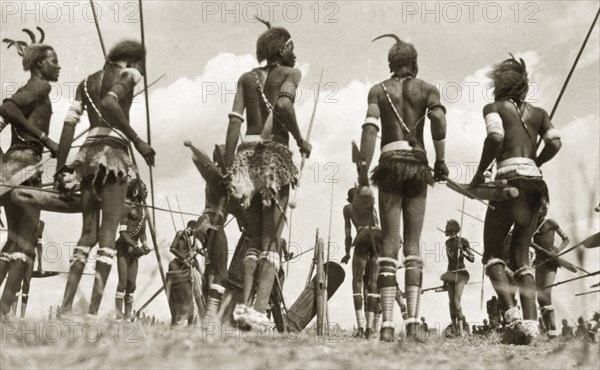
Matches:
[[255, 16, 271, 29], [372, 34, 402, 45], [22, 28, 36, 44], [37, 27, 45, 43]]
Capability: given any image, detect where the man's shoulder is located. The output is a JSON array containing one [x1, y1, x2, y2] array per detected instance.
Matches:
[[525, 103, 548, 118], [240, 70, 257, 81]]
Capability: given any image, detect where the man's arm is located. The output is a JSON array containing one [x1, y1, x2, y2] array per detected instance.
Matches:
[[535, 109, 562, 168], [0, 81, 58, 154], [426, 83, 449, 181], [359, 85, 380, 186], [117, 207, 136, 247], [139, 222, 151, 254], [56, 83, 84, 173], [225, 77, 245, 168], [274, 68, 311, 157], [462, 238, 475, 262], [169, 231, 189, 263], [100, 69, 155, 165], [469, 103, 504, 189], [341, 205, 353, 264], [549, 219, 570, 251]]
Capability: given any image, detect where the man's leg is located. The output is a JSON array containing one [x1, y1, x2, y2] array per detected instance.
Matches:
[[537, 265, 558, 337], [205, 229, 228, 323], [252, 186, 289, 321], [351, 248, 368, 337], [0, 240, 15, 286], [365, 254, 380, 339], [115, 254, 127, 319], [402, 184, 427, 339], [447, 283, 457, 333], [125, 258, 138, 319], [483, 202, 516, 311], [36, 241, 43, 272], [454, 280, 467, 336], [242, 198, 262, 307], [88, 181, 126, 316], [20, 260, 34, 318], [510, 196, 541, 340], [1, 195, 22, 286], [483, 200, 528, 343], [60, 189, 99, 314], [0, 202, 40, 316], [377, 190, 402, 342]]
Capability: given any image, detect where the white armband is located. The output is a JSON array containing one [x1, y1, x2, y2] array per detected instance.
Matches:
[[228, 112, 245, 122], [484, 112, 505, 137], [64, 101, 83, 126], [120, 68, 142, 84], [363, 116, 380, 131], [433, 139, 445, 162], [543, 128, 560, 143], [118, 224, 128, 232]]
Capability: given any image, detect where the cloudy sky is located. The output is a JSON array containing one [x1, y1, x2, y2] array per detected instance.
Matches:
[[1, 1, 598, 330]]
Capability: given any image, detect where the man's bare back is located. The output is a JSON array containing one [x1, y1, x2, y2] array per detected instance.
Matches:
[[484, 100, 551, 162], [235, 68, 267, 135], [370, 77, 441, 147]]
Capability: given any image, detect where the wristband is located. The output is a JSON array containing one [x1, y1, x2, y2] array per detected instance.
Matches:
[[39, 132, 47, 142]]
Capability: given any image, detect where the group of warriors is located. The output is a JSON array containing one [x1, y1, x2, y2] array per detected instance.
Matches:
[[0, 19, 596, 347]]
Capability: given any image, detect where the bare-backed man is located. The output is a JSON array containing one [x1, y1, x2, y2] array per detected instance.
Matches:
[[359, 34, 448, 342], [228, 21, 311, 328], [54, 40, 155, 318], [469, 55, 562, 344]]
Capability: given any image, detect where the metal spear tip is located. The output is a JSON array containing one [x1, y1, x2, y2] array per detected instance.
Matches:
[[183, 140, 191, 147], [289, 201, 297, 209]]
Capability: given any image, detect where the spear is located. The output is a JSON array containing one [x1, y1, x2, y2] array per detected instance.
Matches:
[[133, 73, 166, 98], [165, 197, 179, 233], [544, 270, 600, 289], [553, 232, 600, 258], [89, 0, 106, 58], [536, 7, 600, 151], [575, 289, 600, 297], [137, 0, 157, 227]]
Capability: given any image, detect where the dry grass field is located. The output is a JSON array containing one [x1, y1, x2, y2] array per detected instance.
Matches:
[[1, 318, 599, 369]]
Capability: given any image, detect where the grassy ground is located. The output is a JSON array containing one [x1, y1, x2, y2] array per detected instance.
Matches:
[[1, 319, 598, 369]]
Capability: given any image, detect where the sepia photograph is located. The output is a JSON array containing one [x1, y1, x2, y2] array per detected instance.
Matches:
[[0, 1, 599, 369]]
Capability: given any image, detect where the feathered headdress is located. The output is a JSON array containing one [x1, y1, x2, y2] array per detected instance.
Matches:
[[3, 27, 45, 57], [3, 27, 53, 71], [255, 16, 291, 63], [372, 34, 417, 70], [488, 53, 529, 102]]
